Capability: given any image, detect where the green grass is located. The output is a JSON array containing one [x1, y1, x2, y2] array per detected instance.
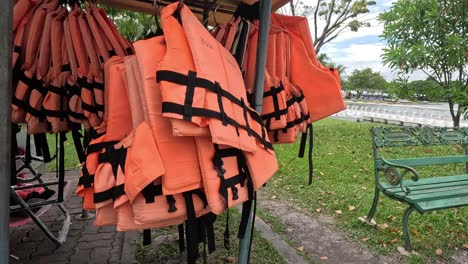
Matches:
[[135, 209, 285, 264], [46, 132, 81, 171], [262, 118, 467, 263]]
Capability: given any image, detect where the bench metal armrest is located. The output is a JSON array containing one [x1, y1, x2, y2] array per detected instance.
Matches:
[[380, 157, 420, 194]]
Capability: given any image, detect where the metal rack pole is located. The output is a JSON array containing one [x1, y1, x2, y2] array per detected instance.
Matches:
[[238, 0, 272, 263], [0, 0, 13, 262]]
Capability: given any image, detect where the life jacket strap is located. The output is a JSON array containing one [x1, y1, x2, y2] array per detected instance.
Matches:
[[71, 129, 86, 163], [93, 183, 125, 203], [86, 140, 119, 154], [156, 70, 273, 150], [142, 229, 152, 246], [78, 165, 94, 188], [298, 124, 314, 185], [98, 146, 127, 178]]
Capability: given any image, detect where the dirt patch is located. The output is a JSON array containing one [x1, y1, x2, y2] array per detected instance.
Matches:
[[258, 199, 402, 264]]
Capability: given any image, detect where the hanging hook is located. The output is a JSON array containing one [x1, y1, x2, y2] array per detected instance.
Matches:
[[177, 0, 184, 12], [203, 0, 223, 26]]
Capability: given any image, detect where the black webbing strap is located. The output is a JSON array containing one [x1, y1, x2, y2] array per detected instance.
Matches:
[[143, 229, 152, 246], [241, 98, 252, 136], [183, 71, 197, 121], [237, 150, 254, 239], [72, 129, 86, 163], [125, 47, 133, 55], [214, 82, 228, 126], [94, 81, 104, 91], [82, 101, 99, 114], [47, 84, 67, 96], [265, 84, 282, 120], [78, 77, 93, 91], [201, 213, 217, 253], [141, 184, 163, 204], [13, 45, 21, 54], [78, 165, 94, 188], [162, 102, 272, 150], [93, 183, 125, 203], [98, 146, 127, 179], [61, 64, 71, 72], [182, 192, 200, 264], [178, 224, 185, 252], [298, 124, 314, 185], [308, 124, 314, 185], [58, 132, 66, 202], [166, 195, 178, 212], [34, 134, 53, 163], [156, 70, 272, 150], [86, 140, 119, 154]]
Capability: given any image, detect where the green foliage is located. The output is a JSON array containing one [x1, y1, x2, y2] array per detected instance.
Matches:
[[288, 0, 376, 53], [388, 78, 445, 101], [380, 0, 467, 126], [103, 7, 155, 42], [346, 68, 387, 93]]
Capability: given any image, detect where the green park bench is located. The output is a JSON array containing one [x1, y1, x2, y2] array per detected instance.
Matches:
[[360, 126, 468, 253]]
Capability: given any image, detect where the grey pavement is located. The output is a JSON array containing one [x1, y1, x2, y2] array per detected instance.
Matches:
[[9, 170, 136, 264]]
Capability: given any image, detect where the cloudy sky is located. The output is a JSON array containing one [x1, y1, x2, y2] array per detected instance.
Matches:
[[297, 0, 426, 81]]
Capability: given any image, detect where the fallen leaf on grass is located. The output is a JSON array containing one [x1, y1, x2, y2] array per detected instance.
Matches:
[[410, 229, 419, 236], [335, 210, 342, 215], [361, 237, 370, 242], [458, 222, 464, 226], [463, 244, 468, 249], [272, 195, 277, 199], [435, 248, 443, 256], [297, 246, 304, 251], [390, 238, 398, 243], [227, 256, 236, 263], [361, 186, 367, 190], [378, 223, 389, 229], [315, 208, 322, 213], [319, 172, 325, 176], [348, 205, 356, 211], [319, 256, 328, 260]]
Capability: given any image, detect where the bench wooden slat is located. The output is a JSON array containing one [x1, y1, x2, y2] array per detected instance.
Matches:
[[376, 155, 468, 168], [386, 182, 468, 197], [388, 184, 468, 200], [381, 175, 468, 193], [407, 188, 468, 202], [416, 196, 468, 211]]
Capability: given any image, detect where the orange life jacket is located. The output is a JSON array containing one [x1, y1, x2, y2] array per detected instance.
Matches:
[[63, 16, 89, 129], [157, 3, 272, 154], [270, 13, 345, 121], [78, 11, 103, 127], [43, 8, 70, 133]]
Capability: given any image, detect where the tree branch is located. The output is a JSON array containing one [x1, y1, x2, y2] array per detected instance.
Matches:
[[314, 0, 322, 44]]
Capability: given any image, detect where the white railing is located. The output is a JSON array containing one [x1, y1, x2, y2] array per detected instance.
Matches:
[[335, 102, 461, 127]]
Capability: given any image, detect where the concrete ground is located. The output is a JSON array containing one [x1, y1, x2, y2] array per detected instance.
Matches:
[[9, 170, 137, 264]]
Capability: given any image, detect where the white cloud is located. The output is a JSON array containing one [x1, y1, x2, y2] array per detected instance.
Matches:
[[310, 0, 426, 81], [322, 43, 426, 81]]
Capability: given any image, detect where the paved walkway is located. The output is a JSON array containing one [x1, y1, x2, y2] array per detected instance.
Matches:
[[9, 170, 136, 264]]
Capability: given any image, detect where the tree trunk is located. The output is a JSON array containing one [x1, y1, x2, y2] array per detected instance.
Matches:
[[448, 99, 461, 127], [453, 113, 460, 128]]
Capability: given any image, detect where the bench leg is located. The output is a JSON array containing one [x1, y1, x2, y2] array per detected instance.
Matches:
[[402, 207, 416, 252], [365, 187, 380, 223]]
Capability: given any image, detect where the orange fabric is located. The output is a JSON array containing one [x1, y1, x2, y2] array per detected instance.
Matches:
[[43, 9, 69, 132], [159, 3, 262, 153], [133, 36, 203, 195], [89, 3, 128, 56], [78, 12, 104, 126], [270, 13, 345, 121]]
